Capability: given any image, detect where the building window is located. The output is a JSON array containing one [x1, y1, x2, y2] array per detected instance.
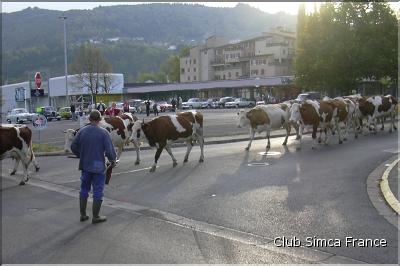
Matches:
[[228, 72, 231, 78], [194, 67, 196, 72], [261, 69, 265, 75], [194, 75, 197, 81], [236, 72, 239, 77], [223, 74, 226, 80], [282, 49, 286, 54], [193, 59, 196, 64], [188, 68, 190, 72], [263, 59, 266, 64], [186, 60, 188, 64], [188, 76, 191, 81], [190, 59, 192, 64], [181, 68, 185, 74]]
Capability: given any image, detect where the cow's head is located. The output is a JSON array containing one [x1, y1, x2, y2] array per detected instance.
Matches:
[[129, 120, 144, 143], [63, 128, 78, 153], [289, 103, 301, 124], [236, 109, 249, 128]]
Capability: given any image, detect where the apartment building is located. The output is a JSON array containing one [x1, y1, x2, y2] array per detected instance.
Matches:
[[180, 27, 296, 83]]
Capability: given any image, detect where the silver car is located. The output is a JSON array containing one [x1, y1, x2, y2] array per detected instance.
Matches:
[[6, 108, 35, 124]]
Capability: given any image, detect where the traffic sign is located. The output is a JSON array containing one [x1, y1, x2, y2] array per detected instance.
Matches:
[[32, 114, 48, 130]]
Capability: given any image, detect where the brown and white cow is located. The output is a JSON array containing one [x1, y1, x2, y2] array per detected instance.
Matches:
[[130, 113, 204, 172], [289, 100, 335, 149], [64, 113, 141, 164], [1, 124, 40, 185], [357, 95, 397, 134], [236, 103, 299, 151]]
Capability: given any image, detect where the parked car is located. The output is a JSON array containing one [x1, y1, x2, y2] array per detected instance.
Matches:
[[218, 97, 235, 108], [129, 99, 143, 113], [206, 98, 220, 109], [256, 101, 266, 106], [6, 108, 35, 124], [37, 106, 61, 121], [116, 102, 136, 113], [58, 107, 72, 119], [182, 98, 207, 109], [158, 101, 173, 112], [295, 92, 321, 102], [225, 98, 256, 108], [139, 100, 161, 113]]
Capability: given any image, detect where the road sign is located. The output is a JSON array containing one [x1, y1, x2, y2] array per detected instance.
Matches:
[[32, 114, 48, 130]]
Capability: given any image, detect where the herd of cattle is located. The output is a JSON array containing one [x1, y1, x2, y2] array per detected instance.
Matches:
[[1, 94, 397, 185]]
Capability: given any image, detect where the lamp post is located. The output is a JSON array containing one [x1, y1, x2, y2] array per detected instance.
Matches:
[[59, 13, 69, 107]]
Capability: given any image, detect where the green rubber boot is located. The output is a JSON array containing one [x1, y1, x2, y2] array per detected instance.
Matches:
[[92, 200, 107, 224], [79, 197, 89, 222]]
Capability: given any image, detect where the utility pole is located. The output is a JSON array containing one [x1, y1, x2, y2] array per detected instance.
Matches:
[[59, 13, 69, 106]]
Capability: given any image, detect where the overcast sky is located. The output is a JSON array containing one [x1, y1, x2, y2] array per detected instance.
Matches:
[[2, 1, 399, 15]]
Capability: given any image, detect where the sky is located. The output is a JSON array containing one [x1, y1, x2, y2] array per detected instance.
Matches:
[[2, 1, 399, 15], [0, 2, 337, 15]]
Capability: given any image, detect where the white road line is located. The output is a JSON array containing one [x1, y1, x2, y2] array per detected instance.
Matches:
[[380, 158, 400, 214]]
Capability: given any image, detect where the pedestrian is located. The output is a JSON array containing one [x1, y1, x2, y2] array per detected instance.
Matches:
[[123, 101, 130, 113], [153, 102, 159, 116], [178, 96, 182, 110], [145, 100, 151, 117], [70, 103, 76, 121], [88, 102, 93, 113], [71, 110, 117, 224], [97, 101, 106, 116], [171, 98, 176, 112]]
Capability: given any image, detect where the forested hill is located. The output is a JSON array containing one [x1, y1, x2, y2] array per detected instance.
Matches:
[[2, 3, 296, 83]]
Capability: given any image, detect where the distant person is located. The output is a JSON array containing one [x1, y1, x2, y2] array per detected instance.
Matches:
[[97, 101, 106, 116], [178, 96, 182, 110], [145, 100, 151, 117], [70, 103, 76, 121], [71, 110, 117, 224], [171, 98, 176, 112], [153, 102, 159, 116], [105, 102, 120, 117], [123, 101, 130, 113]]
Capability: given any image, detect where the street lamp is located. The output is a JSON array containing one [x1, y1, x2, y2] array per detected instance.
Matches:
[[59, 13, 69, 106]]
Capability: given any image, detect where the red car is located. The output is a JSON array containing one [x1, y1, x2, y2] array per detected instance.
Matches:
[[158, 101, 173, 112]]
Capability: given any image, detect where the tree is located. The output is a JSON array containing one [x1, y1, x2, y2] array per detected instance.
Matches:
[[70, 44, 113, 104], [294, 1, 398, 96], [160, 55, 180, 83]]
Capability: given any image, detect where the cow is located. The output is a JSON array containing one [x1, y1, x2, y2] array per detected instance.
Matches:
[[64, 113, 141, 165], [130, 114, 204, 172], [357, 95, 397, 134], [322, 98, 349, 144], [236, 103, 299, 151], [289, 100, 335, 149], [1, 124, 40, 185]]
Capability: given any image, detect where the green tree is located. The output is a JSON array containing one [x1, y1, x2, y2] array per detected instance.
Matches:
[[160, 55, 180, 83]]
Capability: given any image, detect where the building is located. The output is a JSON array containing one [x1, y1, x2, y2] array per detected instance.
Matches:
[[180, 27, 296, 83], [1, 73, 124, 116]]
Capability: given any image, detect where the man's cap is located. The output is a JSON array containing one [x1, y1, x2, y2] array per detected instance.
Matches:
[[89, 110, 101, 121]]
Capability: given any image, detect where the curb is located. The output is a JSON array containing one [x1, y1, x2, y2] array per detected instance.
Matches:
[[34, 132, 292, 157], [366, 155, 399, 229], [380, 158, 400, 214]]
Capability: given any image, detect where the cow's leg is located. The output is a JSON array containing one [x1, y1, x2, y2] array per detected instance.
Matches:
[[30, 149, 40, 172], [391, 112, 397, 131], [335, 120, 343, 144], [353, 116, 359, 139], [266, 129, 271, 150], [296, 124, 304, 150], [245, 128, 255, 151], [380, 117, 385, 131], [282, 123, 291, 146], [10, 158, 20, 175], [183, 139, 193, 163], [115, 144, 123, 163], [165, 145, 178, 167], [197, 133, 205, 163], [318, 128, 323, 144], [19, 160, 30, 185], [293, 122, 300, 140], [311, 125, 318, 149], [150, 144, 165, 173], [132, 140, 141, 165]]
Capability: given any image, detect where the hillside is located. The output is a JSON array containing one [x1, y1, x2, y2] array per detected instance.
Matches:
[[2, 3, 297, 83]]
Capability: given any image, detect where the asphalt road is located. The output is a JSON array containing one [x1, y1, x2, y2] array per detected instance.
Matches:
[[2, 108, 251, 148], [1, 128, 398, 263]]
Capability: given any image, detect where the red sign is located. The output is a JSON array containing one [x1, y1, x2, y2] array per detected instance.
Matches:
[[35, 72, 42, 89]]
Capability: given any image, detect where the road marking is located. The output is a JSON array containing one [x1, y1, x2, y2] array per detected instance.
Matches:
[[247, 162, 270, 166], [380, 158, 400, 214], [112, 166, 159, 176], [2, 175, 365, 264]]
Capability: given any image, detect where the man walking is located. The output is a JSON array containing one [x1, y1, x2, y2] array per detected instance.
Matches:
[[71, 110, 117, 224], [70, 103, 76, 121], [145, 100, 151, 117]]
